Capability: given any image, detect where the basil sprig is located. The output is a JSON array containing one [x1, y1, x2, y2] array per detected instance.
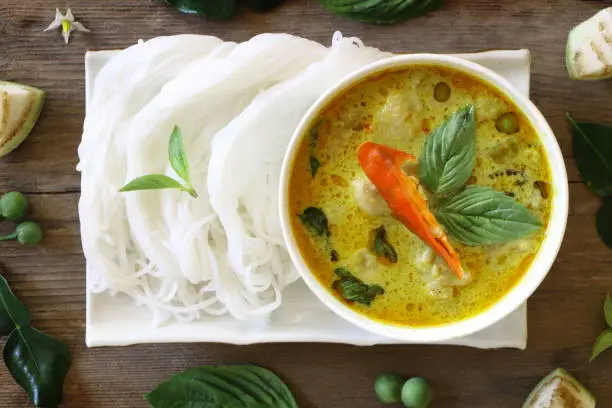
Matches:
[[418, 105, 476, 196], [146, 365, 298, 408], [120, 126, 198, 198], [415, 105, 542, 245], [0, 275, 71, 408], [435, 186, 542, 245]]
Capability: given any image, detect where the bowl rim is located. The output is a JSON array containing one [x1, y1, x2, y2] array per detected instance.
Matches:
[[278, 53, 569, 342]]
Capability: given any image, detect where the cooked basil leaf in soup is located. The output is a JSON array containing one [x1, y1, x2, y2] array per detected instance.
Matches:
[[298, 207, 330, 238], [371, 226, 398, 264], [288, 66, 552, 327], [310, 156, 321, 177], [333, 268, 385, 306]]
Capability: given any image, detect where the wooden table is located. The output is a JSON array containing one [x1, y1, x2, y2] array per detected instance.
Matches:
[[1, 0, 611, 406]]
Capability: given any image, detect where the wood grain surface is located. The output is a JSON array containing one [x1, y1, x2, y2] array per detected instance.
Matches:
[[1, 0, 612, 407]]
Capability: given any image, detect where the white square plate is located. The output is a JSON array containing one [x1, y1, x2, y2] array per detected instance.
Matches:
[[85, 47, 531, 349]]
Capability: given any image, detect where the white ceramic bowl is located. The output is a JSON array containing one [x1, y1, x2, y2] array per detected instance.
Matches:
[[279, 54, 568, 342]]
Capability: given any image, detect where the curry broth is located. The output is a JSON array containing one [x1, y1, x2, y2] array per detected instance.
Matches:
[[288, 66, 551, 327]]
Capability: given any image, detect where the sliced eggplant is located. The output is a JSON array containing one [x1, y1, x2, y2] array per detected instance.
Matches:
[[0, 81, 44, 157], [566, 7, 612, 80], [522, 368, 596, 408]]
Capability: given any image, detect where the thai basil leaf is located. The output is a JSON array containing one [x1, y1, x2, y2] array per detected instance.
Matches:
[[163, 0, 237, 19], [146, 365, 298, 408], [596, 198, 612, 249], [0, 275, 30, 336], [418, 105, 476, 196], [120, 127, 198, 197], [120, 175, 186, 193], [168, 126, 191, 184], [371, 226, 398, 264], [0, 275, 71, 407], [310, 156, 321, 177], [591, 329, 612, 362], [4, 327, 72, 408], [605, 293, 612, 328], [298, 207, 330, 238], [568, 114, 612, 196], [435, 185, 542, 245], [316, 0, 442, 24], [333, 267, 384, 306]]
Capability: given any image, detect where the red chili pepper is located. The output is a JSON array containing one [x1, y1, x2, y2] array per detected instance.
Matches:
[[357, 141, 464, 279]]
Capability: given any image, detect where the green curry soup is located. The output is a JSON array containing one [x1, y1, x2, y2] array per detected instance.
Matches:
[[288, 66, 551, 327]]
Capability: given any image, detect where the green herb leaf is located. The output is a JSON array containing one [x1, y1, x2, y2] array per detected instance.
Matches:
[[333, 267, 384, 306], [418, 105, 476, 196], [316, 0, 442, 24], [568, 114, 612, 196], [146, 365, 298, 408], [596, 198, 612, 249], [120, 127, 198, 197], [435, 185, 542, 245], [309, 122, 322, 177], [119, 175, 185, 193], [298, 207, 330, 238], [168, 126, 191, 184], [605, 294, 612, 328], [310, 156, 321, 177], [0, 275, 71, 407], [371, 226, 398, 264], [163, 0, 236, 18], [3, 327, 72, 408], [591, 328, 612, 362], [0, 275, 30, 336]]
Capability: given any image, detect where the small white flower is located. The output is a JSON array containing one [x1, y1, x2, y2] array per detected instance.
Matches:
[[44, 8, 90, 44]]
